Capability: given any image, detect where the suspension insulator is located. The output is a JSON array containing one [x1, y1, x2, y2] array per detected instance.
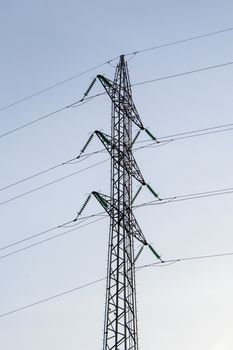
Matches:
[[77, 133, 94, 159], [148, 244, 163, 262], [145, 128, 159, 142], [81, 78, 97, 101], [147, 184, 160, 200], [76, 194, 92, 219]]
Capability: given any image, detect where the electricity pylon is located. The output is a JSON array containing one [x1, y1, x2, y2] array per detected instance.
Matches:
[[77, 55, 162, 350]]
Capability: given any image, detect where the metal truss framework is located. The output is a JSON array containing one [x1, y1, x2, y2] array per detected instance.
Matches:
[[99, 56, 148, 350], [76, 55, 162, 350]]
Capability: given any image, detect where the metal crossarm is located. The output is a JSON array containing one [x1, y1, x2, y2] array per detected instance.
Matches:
[[94, 131, 146, 185], [97, 74, 145, 131]]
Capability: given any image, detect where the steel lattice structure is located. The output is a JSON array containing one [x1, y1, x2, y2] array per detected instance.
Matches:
[[96, 56, 152, 350], [77, 55, 162, 350]]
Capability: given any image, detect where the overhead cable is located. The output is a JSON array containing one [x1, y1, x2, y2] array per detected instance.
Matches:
[[125, 26, 233, 56], [134, 187, 233, 209], [0, 158, 109, 207], [0, 95, 101, 140], [0, 62, 116, 113], [1, 25, 233, 113], [2, 120, 233, 194], [132, 60, 233, 88], [1, 250, 233, 319], [0, 217, 107, 260], [0, 149, 105, 193], [1, 186, 233, 259], [2, 59, 233, 140], [0, 212, 105, 252]]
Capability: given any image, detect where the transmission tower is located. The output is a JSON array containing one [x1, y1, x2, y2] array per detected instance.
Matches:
[[100, 55, 146, 350], [77, 55, 162, 350]]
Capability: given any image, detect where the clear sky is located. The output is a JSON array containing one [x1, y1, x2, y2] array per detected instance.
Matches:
[[1, 1, 233, 349]]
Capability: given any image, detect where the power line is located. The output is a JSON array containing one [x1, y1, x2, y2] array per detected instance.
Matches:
[[0, 61, 117, 113], [2, 59, 233, 141], [125, 26, 233, 56], [1, 186, 233, 259], [138, 252, 233, 269], [135, 125, 233, 151], [134, 187, 233, 209], [1, 250, 233, 319], [132, 60, 233, 88], [0, 212, 105, 252], [0, 160, 232, 211], [158, 126, 233, 142], [0, 149, 105, 193], [1, 25, 233, 113], [0, 95, 101, 140], [0, 158, 109, 207], [158, 121, 233, 140], [2, 121, 233, 194], [0, 217, 107, 260], [0, 276, 106, 318]]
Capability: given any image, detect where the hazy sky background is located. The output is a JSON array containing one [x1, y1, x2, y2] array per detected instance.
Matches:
[[1, 1, 233, 349]]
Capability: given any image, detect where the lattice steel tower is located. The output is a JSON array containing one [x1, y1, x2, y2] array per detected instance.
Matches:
[[101, 55, 144, 350], [78, 55, 161, 350]]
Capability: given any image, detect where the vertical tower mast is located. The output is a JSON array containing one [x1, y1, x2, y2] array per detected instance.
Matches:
[[103, 55, 138, 350], [77, 55, 162, 349]]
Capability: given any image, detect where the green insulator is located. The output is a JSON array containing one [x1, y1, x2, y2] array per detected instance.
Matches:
[[147, 184, 159, 199], [148, 244, 162, 261], [145, 128, 158, 142]]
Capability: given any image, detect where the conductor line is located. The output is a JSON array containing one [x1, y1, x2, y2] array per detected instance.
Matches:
[[1, 119, 233, 194], [0, 150, 105, 192], [132, 60, 233, 87], [1, 186, 233, 261], [0, 96, 98, 139], [1, 250, 233, 319], [1, 25, 233, 113], [125, 26, 233, 56], [0, 212, 105, 252], [0, 217, 107, 260], [0, 158, 109, 207], [134, 187, 233, 210], [2, 58, 233, 141], [0, 276, 107, 318], [0, 62, 113, 113], [0, 124, 233, 207]]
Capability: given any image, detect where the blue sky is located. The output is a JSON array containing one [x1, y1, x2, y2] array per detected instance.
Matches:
[[1, 1, 233, 349]]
